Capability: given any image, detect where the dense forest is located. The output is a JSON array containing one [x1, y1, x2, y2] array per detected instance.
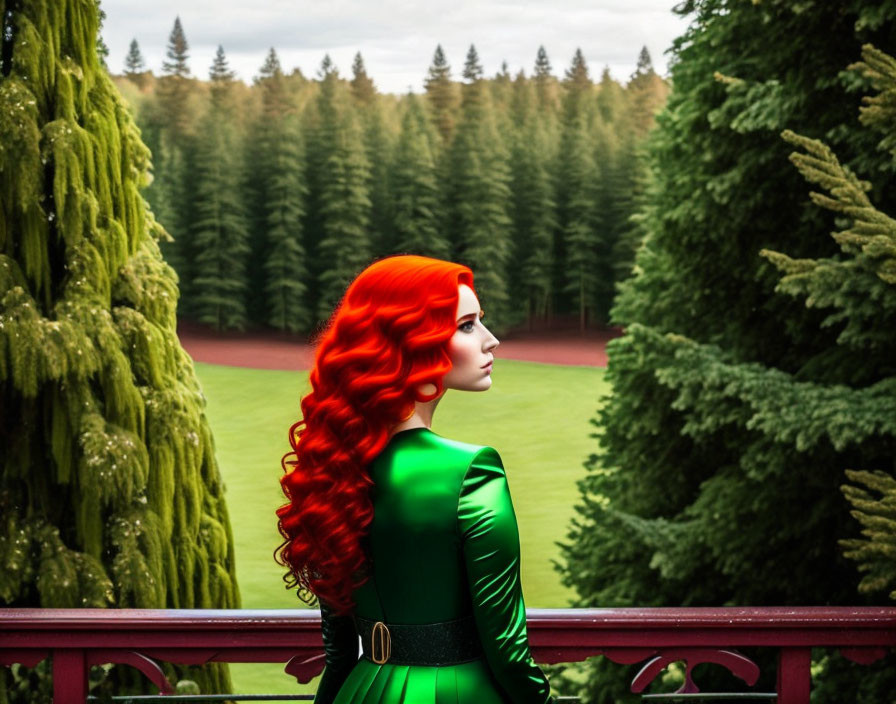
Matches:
[[113, 20, 668, 334]]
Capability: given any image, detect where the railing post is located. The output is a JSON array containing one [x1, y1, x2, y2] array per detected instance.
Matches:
[[777, 647, 811, 704], [52, 648, 87, 704]]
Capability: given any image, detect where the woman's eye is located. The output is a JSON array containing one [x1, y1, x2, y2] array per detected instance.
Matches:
[[459, 320, 475, 332]]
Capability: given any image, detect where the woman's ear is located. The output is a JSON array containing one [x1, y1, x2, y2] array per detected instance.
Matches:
[[417, 382, 438, 397]]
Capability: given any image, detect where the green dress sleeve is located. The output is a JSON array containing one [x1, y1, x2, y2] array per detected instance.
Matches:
[[457, 447, 554, 704], [313, 599, 359, 704]]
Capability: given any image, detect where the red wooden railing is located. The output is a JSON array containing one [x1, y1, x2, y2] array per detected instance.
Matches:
[[1, 607, 894, 702]]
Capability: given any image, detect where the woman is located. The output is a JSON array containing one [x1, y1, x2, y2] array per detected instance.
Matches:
[[276, 255, 554, 704]]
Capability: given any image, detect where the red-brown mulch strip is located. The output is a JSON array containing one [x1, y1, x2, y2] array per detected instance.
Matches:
[[177, 321, 621, 371]]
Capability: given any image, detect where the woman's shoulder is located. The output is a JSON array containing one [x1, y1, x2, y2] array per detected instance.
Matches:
[[387, 428, 502, 472]]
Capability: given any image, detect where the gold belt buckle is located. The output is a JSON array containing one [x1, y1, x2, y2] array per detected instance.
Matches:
[[371, 621, 391, 664]]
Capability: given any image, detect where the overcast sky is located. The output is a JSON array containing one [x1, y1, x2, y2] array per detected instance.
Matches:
[[100, 1, 691, 94]]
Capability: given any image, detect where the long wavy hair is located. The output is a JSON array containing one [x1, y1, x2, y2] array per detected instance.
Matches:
[[276, 255, 475, 614]]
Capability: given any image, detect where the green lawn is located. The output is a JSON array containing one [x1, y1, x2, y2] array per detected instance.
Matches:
[[194, 358, 609, 695]]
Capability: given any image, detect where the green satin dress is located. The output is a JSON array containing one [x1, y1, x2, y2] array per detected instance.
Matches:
[[314, 427, 553, 704]]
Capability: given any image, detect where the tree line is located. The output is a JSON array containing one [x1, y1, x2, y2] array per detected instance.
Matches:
[[115, 20, 668, 334]]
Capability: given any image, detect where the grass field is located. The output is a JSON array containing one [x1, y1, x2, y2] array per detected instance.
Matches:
[[194, 359, 609, 695]]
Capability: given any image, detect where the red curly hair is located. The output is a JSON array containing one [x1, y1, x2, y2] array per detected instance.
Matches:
[[276, 255, 475, 614]]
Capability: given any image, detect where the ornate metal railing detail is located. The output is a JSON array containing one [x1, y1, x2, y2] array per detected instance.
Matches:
[[1, 607, 893, 703]]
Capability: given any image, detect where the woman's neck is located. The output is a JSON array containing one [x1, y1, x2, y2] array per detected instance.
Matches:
[[391, 396, 443, 436]]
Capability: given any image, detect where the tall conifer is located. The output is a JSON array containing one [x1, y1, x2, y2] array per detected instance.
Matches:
[[245, 48, 310, 332], [191, 47, 250, 330], [351, 52, 376, 104], [390, 95, 449, 258], [558, 3, 896, 701], [447, 64, 514, 329], [556, 50, 600, 328], [124, 38, 145, 75], [151, 17, 199, 312], [425, 44, 458, 143], [312, 64, 372, 319], [0, 1, 238, 697]]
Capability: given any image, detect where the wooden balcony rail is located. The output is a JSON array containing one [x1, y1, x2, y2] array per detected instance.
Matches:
[[1, 607, 894, 703]]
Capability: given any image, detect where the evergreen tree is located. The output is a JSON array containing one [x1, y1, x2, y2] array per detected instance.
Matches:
[[555, 49, 600, 328], [261, 113, 310, 333], [763, 45, 896, 604], [509, 117, 557, 326], [312, 69, 373, 320], [558, 3, 896, 702], [190, 47, 250, 330], [152, 17, 199, 309], [446, 73, 514, 330], [0, 1, 238, 698], [533, 45, 559, 114], [351, 51, 377, 104], [463, 44, 484, 82], [245, 48, 310, 332], [161, 16, 189, 78], [425, 44, 458, 143], [628, 45, 668, 137], [124, 38, 145, 75], [390, 95, 449, 258], [318, 53, 337, 79], [557, 114, 600, 329], [534, 45, 552, 78]]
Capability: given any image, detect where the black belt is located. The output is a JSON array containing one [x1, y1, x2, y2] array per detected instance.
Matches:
[[355, 615, 483, 666]]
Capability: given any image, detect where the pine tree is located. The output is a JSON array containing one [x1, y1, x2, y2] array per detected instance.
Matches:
[[351, 52, 376, 104], [509, 116, 557, 327], [556, 49, 600, 329], [558, 3, 896, 702], [762, 45, 896, 602], [463, 44, 484, 82], [390, 95, 449, 258], [190, 47, 250, 330], [425, 44, 458, 143], [152, 17, 199, 309], [0, 1, 238, 697], [312, 69, 372, 320], [628, 45, 669, 137], [558, 114, 600, 330], [161, 16, 189, 78], [533, 45, 560, 114], [318, 53, 337, 79], [446, 72, 514, 329], [261, 113, 310, 333], [245, 48, 310, 332], [124, 38, 145, 75]]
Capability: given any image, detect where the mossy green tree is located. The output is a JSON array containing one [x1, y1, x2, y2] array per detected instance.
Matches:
[[0, 0, 239, 696], [558, 2, 896, 702]]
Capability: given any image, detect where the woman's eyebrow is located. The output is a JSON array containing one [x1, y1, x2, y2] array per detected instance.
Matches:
[[456, 311, 483, 323]]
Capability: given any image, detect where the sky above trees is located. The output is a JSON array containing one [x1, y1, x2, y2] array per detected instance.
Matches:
[[99, 0, 689, 93]]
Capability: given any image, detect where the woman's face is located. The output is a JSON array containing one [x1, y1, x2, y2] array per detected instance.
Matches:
[[442, 284, 499, 392]]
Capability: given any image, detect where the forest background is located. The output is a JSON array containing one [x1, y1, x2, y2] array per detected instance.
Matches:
[[2, 0, 896, 702]]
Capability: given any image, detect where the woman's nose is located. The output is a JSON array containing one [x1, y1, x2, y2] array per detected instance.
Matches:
[[483, 327, 499, 351]]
